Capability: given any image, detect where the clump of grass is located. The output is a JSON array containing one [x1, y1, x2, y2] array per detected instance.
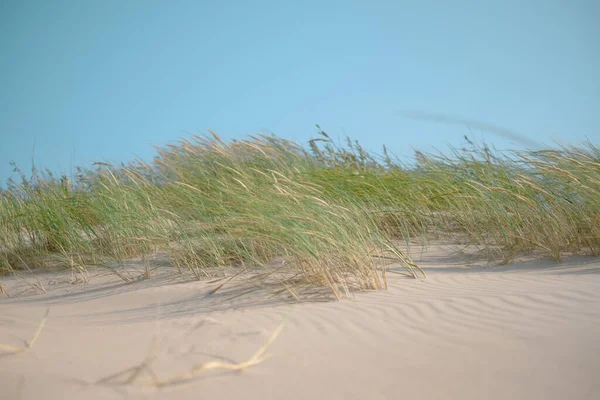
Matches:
[[407, 140, 600, 262], [1, 129, 598, 299], [0, 132, 414, 299], [150, 132, 403, 298], [302, 130, 599, 262]]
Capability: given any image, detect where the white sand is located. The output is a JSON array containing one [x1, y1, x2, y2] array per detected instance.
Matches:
[[1, 244, 599, 400]]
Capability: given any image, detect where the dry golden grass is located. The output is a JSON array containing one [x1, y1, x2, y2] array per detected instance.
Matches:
[[0, 309, 49, 355], [92, 321, 285, 388]]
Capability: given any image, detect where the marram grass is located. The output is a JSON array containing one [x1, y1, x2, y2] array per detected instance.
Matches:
[[1, 130, 598, 298]]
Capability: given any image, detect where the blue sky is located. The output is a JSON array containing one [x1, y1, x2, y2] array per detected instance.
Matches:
[[1, 0, 598, 182]]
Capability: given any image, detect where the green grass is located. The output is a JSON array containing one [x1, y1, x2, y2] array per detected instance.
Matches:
[[1, 130, 598, 299]]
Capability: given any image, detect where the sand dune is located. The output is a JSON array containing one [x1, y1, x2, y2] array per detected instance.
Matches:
[[1, 244, 599, 400]]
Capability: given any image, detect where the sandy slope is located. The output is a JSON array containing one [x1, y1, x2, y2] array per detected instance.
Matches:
[[1, 244, 599, 400]]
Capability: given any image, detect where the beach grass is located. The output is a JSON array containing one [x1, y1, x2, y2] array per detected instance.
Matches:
[[1, 130, 598, 298]]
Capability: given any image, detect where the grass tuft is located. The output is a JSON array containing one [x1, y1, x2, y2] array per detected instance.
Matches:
[[1, 131, 599, 298]]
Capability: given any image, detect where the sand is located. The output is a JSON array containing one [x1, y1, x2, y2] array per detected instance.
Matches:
[[1, 244, 599, 400]]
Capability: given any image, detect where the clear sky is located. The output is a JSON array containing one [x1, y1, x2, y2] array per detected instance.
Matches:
[[1, 0, 598, 182]]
